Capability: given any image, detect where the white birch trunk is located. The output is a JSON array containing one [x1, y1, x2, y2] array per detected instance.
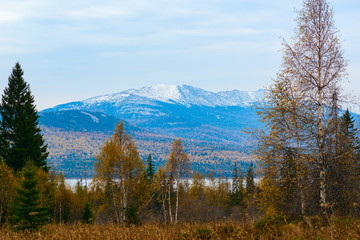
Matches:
[[111, 183, 121, 222], [162, 190, 167, 224], [168, 182, 173, 224], [296, 136, 306, 216], [317, 24, 327, 215], [123, 183, 128, 221], [175, 172, 180, 224]]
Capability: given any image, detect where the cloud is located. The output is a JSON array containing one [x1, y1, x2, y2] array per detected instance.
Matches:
[[0, 46, 24, 54], [169, 28, 281, 37], [0, 10, 21, 23], [0, 0, 359, 111], [196, 40, 280, 55]]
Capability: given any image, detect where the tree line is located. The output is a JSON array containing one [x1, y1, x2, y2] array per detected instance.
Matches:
[[90, 122, 257, 225]]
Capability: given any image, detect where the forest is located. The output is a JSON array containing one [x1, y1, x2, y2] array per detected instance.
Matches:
[[1, 0, 360, 239]]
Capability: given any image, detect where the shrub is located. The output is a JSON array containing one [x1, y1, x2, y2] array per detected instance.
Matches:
[[254, 215, 287, 236], [217, 224, 237, 237], [194, 227, 213, 240]]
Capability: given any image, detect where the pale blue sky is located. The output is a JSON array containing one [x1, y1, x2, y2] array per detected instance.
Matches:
[[0, 0, 359, 110]]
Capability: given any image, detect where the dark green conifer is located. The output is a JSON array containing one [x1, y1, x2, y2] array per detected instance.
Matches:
[[246, 162, 256, 195], [339, 109, 359, 151], [328, 109, 360, 214], [125, 205, 140, 226], [0, 62, 48, 172], [146, 154, 155, 182], [9, 161, 49, 231], [82, 202, 93, 224], [231, 162, 246, 208], [279, 148, 300, 218]]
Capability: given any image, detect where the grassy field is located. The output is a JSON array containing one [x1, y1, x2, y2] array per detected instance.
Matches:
[[1, 220, 360, 240]]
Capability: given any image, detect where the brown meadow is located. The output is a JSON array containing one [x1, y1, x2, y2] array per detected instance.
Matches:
[[1, 220, 360, 240]]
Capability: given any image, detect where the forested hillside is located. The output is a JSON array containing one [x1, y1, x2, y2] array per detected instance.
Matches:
[[40, 116, 253, 177]]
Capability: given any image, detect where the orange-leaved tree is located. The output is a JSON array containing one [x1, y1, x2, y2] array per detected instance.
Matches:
[[93, 122, 146, 223]]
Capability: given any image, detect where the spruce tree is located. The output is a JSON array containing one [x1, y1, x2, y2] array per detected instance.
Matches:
[[0, 62, 48, 172], [231, 162, 246, 208], [327, 109, 360, 214], [232, 162, 240, 195], [146, 154, 155, 182], [82, 202, 93, 224], [9, 161, 49, 231], [246, 162, 255, 195], [339, 109, 359, 151], [279, 148, 301, 218]]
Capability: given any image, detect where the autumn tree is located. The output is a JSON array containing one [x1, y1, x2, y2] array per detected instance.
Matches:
[[255, 0, 348, 217], [0, 63, 48, 172], [93, 122, 146, 223], [165, 139, 190, 224], [154, 166, 171, 223], [255, 73, 311, 216], [50, 172, 73, 223], [205, 172, 231, 218], [297, 0, 347, 216], [0, 161, 16, 225], [189, 172, 205, 200]]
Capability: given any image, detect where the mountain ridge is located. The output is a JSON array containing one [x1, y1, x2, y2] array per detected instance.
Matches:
[[43, 85, 265, 111], [38, 85, 263, 177]]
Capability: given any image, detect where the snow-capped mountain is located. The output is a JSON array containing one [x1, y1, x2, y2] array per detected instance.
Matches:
[[84, 84, 264, 107], [39, 85, 265, 177], [38, 85, 359, 177], [45, 85, 265, 111], [42, 85, 264, 145]]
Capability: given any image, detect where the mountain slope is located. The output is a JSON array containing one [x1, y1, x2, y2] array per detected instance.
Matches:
[[42, 85, 264, 145], [39, 85, 265, 177], [39, 110, 146, 133], [39, 110, 253, 177]]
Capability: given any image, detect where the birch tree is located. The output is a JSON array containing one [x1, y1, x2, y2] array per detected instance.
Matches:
[[94, 122, 145, 222], [154, 166, 170, 223], [256, 0, 347, 217], [166, 139, 190, 224]]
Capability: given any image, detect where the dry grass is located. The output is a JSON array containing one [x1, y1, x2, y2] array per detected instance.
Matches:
[[0, 220, 360, 240]]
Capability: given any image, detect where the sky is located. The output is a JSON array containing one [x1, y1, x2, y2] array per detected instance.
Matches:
[[0, 0, 359, 110]]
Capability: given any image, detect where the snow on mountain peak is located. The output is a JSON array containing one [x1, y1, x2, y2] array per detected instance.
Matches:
[[135, 84, 182, 103], [59, 85, 265, 109], [82, 84, 182, 105]]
